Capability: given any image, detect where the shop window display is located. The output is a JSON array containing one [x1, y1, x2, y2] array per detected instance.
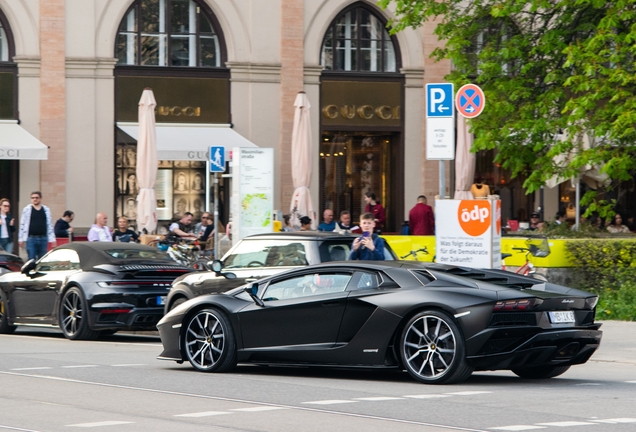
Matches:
[[114, 143, 206, 230]]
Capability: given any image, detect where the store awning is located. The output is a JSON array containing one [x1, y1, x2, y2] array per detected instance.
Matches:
[[116, 122, 258, 161], [0, 120, 49, 160]]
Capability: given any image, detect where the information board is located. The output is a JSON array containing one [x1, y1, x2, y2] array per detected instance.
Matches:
[[232, 148, 274, 242]]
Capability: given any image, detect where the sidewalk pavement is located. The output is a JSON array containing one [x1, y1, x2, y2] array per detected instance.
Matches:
[[592, 321, 636, 365]]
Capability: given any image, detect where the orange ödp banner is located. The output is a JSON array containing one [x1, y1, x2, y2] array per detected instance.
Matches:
[[435, 199, 501, 269]]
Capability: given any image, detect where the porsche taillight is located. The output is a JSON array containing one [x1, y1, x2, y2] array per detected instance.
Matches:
[[494, 298, 542, 311]]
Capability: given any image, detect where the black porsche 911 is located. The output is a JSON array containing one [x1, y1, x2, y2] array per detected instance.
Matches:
[[0, 242, 191, 340], [157, 261, 602, 384]]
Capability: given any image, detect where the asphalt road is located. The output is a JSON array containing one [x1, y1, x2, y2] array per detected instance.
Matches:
[[0, 321, 634, 432]]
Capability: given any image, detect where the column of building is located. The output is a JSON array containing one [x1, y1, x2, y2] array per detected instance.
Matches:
[[39, 0, 66, 217], [279, 0, 305, 214]]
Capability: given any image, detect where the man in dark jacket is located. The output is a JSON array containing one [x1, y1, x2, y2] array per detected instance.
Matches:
[[408, 195, 435, 235], [54, 210, 74, 238]]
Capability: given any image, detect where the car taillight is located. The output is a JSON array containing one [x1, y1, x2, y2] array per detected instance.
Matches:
[[586, 296, 599, 309], [100, 309, 132, 314], [494, 298, 542, 311], [0, 262, 22, 272]]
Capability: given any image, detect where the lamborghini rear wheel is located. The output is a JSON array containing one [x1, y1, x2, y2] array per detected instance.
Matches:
[[400, 310, 473, 384]]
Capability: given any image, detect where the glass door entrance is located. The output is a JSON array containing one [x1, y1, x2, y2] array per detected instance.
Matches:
[[320, 132, 395, 230]]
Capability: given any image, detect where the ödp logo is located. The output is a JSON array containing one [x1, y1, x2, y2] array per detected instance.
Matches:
[[458, 200, 491, 237]]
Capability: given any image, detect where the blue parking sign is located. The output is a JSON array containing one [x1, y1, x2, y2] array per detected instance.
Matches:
[[426, 83, 454, 118], [209, 146, 225, 173]]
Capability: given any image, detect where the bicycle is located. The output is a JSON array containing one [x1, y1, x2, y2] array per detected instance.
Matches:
[[155, 237, 209, 271], [501, 237, 550, 281], [400, 247, 435, 262]]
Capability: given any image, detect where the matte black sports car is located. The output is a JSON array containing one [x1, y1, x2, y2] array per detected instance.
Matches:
[[157, 261, 602, 384], [0, 242, 191, 340]]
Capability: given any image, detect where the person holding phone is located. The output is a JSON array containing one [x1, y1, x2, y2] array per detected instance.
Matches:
[[349, 212, 385, 260]]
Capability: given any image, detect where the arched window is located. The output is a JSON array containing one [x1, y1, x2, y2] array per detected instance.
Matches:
[[116, 0, 224, 67], [0, 9, 15, 62], [321, 5, 398, 73]]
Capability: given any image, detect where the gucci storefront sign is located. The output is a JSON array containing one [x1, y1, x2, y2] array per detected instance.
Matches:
[[321, 80, 402, 127]]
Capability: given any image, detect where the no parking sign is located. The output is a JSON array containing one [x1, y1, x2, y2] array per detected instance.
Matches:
[[455, 84, 486, 118]]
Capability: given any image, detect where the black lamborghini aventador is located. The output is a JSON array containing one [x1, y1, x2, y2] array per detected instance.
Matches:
[[157, 261, 602, 384], [0, 242, 191, 340]]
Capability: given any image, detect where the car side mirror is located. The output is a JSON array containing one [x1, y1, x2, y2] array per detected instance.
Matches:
[[21, 259, 36, 275], [244, 283, 264, 307], [208, 259, 236, 279], [209, 259, 223, 273]]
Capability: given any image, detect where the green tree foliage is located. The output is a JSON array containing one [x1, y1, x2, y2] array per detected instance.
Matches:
[[379, 0, 636, 213]]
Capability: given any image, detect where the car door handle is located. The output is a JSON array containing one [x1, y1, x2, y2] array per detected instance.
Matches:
[[48, 282, 57, 287], [322, 301, 341, 307]]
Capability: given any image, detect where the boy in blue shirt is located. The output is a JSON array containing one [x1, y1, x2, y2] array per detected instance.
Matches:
[[349, 212, 385, 260]]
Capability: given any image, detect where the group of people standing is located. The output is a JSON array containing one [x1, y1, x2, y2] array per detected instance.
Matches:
[[0, 191, 141, 261]]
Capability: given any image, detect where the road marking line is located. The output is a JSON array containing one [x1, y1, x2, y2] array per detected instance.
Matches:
[[110, 364, 146, 367], [446, 391, 492, 396], [536, 421, 595, 427], [626, 380, 636, 383], [174, 411, 232, 417], [0, 371, 487, 432], [302, 400, 358, 405], [67, 421, 134, 427], [231, 407, 288, 412], [574, 383, 601, 386], [0, 424, 42, 432], [354, 397, 404, 401], [62, 365, 98, 368], [10, 367, 52, 371], [591, 418, 636, 424], [404, 394, 451, 399], [490, 426, 546, 431]]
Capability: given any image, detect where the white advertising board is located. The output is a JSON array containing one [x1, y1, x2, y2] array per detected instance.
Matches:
[[232, 147, 274, 242], [435, 199, 501, 269]]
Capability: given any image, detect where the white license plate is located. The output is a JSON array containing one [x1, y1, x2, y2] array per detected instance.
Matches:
[[548, 311, 575, 324], [157, 296, 166, 306]]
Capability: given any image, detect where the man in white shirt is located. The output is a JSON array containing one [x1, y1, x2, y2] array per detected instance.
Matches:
[[88, 213, 113, 242]]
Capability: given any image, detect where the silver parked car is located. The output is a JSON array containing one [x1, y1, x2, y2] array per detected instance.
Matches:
[[164, 231, 397, 312]]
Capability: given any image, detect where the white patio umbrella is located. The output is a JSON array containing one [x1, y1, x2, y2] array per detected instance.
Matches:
[[289, 92, 316, 230], [136, 88, 158, 234], [453, 116, 476, 199]]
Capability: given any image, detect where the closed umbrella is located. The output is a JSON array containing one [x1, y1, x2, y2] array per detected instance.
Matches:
[[136, 88, 158, 234], [453, 116, 476, 199], [289, 92, 316, 229]]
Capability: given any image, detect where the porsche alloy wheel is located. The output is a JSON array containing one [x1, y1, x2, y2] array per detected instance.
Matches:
[[183, 309, 236, 372], [400, 310, 473, 384], [59, 287, 98, 340]]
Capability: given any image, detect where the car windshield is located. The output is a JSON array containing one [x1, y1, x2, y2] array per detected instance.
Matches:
[[103, 249, 173, 261], [223, 240, 308, 268]]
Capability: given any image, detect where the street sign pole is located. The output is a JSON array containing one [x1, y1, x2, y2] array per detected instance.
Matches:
[[425, 83, 455, 200], [213, 172, 219, 259], [209, 146, 226, 260], [440, 161, 445, 200]]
